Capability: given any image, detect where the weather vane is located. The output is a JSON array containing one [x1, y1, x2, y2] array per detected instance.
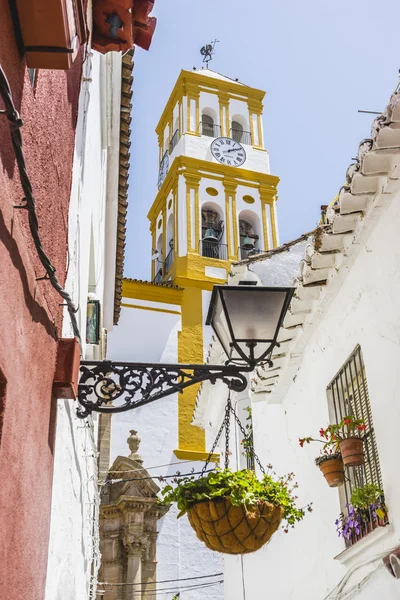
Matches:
[[200, 39, 219, 68]]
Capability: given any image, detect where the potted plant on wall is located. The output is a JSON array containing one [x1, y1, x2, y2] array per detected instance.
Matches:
[[314, 451, 345, 488], [161, 468, 311, 555], [299, 415, 367, 468], [335, 484, 387, 540]]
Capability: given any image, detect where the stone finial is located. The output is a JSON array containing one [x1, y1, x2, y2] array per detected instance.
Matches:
[[127, 429, 143, 463]]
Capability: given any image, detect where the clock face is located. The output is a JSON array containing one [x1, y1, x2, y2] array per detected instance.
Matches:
[[157, 152, 169, 189], [210, 137, 246, 167]]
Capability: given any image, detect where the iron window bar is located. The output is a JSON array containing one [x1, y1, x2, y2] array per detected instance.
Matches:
[[328, 345, 387, 547], [230, 128, 252, 145], [200, 241, 228, 261]]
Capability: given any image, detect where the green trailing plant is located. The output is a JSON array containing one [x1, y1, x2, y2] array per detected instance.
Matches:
[[160, 468, 312, 533]]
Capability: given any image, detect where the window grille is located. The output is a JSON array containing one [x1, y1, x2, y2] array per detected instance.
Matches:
[[327, 345, 387, 546]]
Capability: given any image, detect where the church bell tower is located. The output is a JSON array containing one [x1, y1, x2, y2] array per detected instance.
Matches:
[[147, 66, 280, 461]]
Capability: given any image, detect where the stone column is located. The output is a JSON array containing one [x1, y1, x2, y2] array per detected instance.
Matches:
[[126, 548, 143, 600]]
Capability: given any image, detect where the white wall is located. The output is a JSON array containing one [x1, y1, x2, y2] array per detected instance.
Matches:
[[227, 186, 400, 598], [45, 49, 122, 600], [107, 299, 224, 600]]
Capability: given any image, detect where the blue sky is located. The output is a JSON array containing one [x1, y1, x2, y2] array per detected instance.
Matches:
[[124, 0, 400, 280]]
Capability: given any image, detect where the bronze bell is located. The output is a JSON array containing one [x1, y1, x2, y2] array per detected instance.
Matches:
[[203, 227, 219, 243], [241, 235, 255, 250]]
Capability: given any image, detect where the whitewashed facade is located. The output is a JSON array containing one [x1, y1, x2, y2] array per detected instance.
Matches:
[[107, 293, 224, 600], [44, 49, 124, 600], [194, 89, 400, 598]]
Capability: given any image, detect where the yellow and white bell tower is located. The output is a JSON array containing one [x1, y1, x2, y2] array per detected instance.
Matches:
[[145, 68, 280, 461]]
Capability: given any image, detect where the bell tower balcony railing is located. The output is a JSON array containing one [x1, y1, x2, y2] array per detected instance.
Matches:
[[230, 128, 252, 146], [153, 267, 163, 283], [169, 130, 179, 154], [199, 122, 222, 138], [239, 246, 265, 260], [200, 240, 228, 261], [164, 249, 173, 274]]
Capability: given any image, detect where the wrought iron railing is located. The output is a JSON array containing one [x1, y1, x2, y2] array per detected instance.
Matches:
[[200, 122, 222, 138], [153, 268, 163, 283], [165, 249, 173, 274], [239, 247, 264, 260], [200, 241, 228, 260], [169, 129, 179, 154], [230, 128, 252, 145], [340, 499, 389, 548]]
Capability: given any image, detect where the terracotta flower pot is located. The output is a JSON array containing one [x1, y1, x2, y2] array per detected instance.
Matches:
[[187, 497, 284, 555], [339, 437, 365, 467], [319, 458, 345, 487]]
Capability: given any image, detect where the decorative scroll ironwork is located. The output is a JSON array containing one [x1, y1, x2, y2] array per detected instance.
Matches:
[[77, 361, 251, 418]]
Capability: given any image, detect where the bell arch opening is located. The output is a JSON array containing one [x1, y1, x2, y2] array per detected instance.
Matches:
[[238, 209, 261, 259], [200, 202, 227, 260], [231, 114, 251, 145], [201, 108, 218, 137]]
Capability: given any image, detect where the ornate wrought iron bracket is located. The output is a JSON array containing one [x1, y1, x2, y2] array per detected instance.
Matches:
[[77, 360, 253, 418]]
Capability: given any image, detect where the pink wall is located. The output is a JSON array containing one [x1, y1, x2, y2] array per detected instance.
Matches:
[[0, 2, 83, 598]]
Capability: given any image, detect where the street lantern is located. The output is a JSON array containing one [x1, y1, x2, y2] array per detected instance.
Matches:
[[77, 285, 294, 417], [206, 286, 294, 367]]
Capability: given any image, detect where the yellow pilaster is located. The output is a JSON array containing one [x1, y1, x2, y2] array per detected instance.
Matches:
[[269, 199, 279, 247], [257, 113, 264, 148], [261, 201, 270, 251], [184, 172, 201, 252], [178, 100, 182, 136], [150, 224, 156, 279], [260, 185, 278, 249], [162, 204, 167, 259], [219, 92, 230, 138], [186, 85, 201, 135], [187, 95, 192, 133], [219, 99, 225, 137], [176, 286, 206, 456], [223, 180, 238, 260], [173, 182, 178, 257], [248, 99, 263, 148]]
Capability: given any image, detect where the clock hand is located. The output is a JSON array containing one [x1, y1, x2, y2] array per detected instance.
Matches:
[[227, 146, 241, 152]]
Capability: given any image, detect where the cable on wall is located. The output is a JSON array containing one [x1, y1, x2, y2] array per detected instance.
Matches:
[[0, 64, 81, 341]]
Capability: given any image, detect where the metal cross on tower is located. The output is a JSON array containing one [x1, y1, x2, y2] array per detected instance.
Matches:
[[200, 39, 219, 67]]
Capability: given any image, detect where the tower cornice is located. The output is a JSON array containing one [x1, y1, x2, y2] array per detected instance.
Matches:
[[148, 156, 279, 223]]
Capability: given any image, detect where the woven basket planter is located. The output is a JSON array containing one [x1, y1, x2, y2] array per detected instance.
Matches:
[[187, 497, 284, 555]]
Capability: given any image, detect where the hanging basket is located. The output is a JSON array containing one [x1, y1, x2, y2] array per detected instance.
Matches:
[[339, 437, 364, 467], [318, 457, 345, 487], [187, 497, 284, 555]]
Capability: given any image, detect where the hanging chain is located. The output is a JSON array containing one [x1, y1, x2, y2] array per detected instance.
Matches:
[[200, 391, 267, 477], [224, 393, 231, 469], [200, 398, 231, 476], [230, 404, 266, 476]]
